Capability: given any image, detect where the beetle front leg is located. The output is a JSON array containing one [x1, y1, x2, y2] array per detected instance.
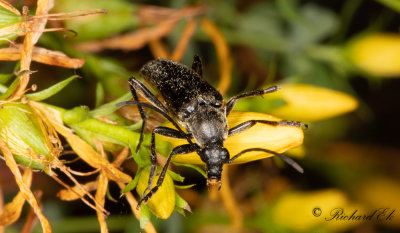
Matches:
[[228, 119, 308, 137], [137, 143, 198, 209], [225, 85, 281, 116], [128, 79, 147, 154], [143, 126, 192, 199]]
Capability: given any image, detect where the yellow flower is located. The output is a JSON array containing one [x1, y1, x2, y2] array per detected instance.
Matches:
[[347, 33, 400, 77], [272, 189, 363, 232], [159, 111, 304, 165], [267, 84, 358, 121]]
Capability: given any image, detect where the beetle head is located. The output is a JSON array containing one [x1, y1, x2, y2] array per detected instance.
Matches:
[[200, 146, 230, 188]]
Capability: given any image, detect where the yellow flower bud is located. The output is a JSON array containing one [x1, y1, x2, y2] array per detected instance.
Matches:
[[268, 84, 358, 121], [136, 169, 175, 219], [347, 33, 400, 77]]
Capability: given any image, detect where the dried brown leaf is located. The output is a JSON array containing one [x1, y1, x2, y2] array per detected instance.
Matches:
[[76, 19, 177, 52], [0, 139, 51, 233], [21, 190, 43, 233], [29, 101, 132, 183], [149, 40, 169, 58], [201, 19, 232, 96], [9, 0, 55, 101], [0, 45, 85, 68], [170, 18, 196, 61], [0, 0, 21, 16], [0, 169, 32, 226], [57, 181, 98, 201]]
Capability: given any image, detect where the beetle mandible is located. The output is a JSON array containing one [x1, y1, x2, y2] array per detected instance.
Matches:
[[117, 55, 307, 209]]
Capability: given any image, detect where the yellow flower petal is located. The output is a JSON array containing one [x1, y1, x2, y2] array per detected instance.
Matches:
[[136, 169, 175, 219], [267, 84, 358, 121], [162, 111, 304, 165], [348, 33, 400, 77]]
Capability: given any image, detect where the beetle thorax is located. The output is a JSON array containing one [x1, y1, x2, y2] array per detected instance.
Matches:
[[183, 104, 228, 148]]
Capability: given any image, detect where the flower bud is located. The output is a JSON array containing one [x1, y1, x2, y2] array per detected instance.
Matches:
[[136, 169, 175, 219]]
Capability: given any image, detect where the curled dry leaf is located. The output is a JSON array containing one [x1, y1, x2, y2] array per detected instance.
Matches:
[[0, 45, 85, 69], [0, 169, 31, 226], [57, 181, 98, 201], [75, 5, 205, 52], [8, 0, 55, 101], [0, 139, 51, 233]]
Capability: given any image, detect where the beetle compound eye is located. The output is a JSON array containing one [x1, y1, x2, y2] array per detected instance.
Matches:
[[220, 148, 229, 162], [212, 102, 222, 108]]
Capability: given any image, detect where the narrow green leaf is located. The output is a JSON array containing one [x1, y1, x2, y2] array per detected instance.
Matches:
[[0, 70, 30, 100], [174, 184, 196, 189], [0, 62, 19, 84], [139, 204, 151, 231], [0, 73, 13, 84], [90, 92, 131, 118], [376, 0, 400, 13], [95, 82, 104, 107], [172, 162, 207, 178], [0, 83, 6, 94], [174, 192, 191, 215], [25, 75, 79, 101], [167, 170, 185, 182], [121, 168, 142, 195]]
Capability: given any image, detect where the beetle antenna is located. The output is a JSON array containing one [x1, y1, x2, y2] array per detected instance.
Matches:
[[228, 148, 303, 173]]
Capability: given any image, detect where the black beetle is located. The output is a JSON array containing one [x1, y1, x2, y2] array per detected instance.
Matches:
[[117, 55, 307, 208]]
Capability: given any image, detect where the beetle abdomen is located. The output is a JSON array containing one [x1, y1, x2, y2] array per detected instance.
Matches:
[[140, 59, 222, 118]]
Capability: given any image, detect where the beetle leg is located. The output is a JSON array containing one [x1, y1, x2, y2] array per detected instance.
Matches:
[[225, 85, 281, 116], [142, 126, 192, 199], [137, 143, 198, 209], [129, 77, 169, 113], [116, 101, 194, 145], [227, 148, 303, 173], [128, 79, 147, 154], [191, 54, 203, 77], [228, 119, 308, 137]]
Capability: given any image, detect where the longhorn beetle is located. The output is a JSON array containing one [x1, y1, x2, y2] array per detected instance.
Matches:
[[117, 55, 307, 209]]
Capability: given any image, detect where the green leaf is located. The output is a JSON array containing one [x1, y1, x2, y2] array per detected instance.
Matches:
[[25, 75, 79, 101], [95, 82, 104, 107], [174, 184, 195, 189], [0, 5, 22, 28], [139, 204, 151, 231], [167, 170, 185, 182], [0, 62, 20, 84], [376, 0, 400, 13], [276, 0, 302, 23], [172, 162, 207, 178], [0, 83, 6, 94], [0, 70, 30, 100], [90, 92, 131, 118], [121, 168, 142, 195], [174, 192, 191, 215], [55, 0, 139, 41]]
